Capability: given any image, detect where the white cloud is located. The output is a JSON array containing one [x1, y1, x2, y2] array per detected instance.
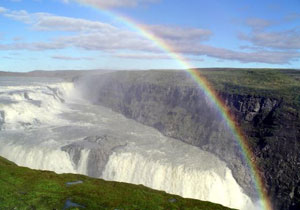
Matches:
[[1, 36, 297, 64], [63, 0, 159, 8], [0, 42, 66, 51], [201, 47, 299, 64], [240, 30, 300, 50], [58, 32, 158, 52], [33, 15, 117, 32], [1, 8, 119, 33], [285, 13, 300, 21], [0, 7, 8, 13], [147, 25, 212, 42], [114, 53, 204, 62], [12, 36, 23, 41], [245, 18, 272, 31], [51, 55, 94, 60], [171, 43, 300, 64], [4, 9, 33, 23], [114, 53, 172, 60], [240, 17, 300, 50], [0, 8, 299, 64]]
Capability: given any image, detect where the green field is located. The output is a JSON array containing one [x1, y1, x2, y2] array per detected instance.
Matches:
[[198, 68, 300, 106], [0, 156, 232, 210]]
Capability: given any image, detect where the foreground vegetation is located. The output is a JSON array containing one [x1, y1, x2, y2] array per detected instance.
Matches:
[[0, 156, 232, 210]]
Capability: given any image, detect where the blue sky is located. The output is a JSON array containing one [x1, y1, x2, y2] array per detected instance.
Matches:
[[0, 0, 299, 72]]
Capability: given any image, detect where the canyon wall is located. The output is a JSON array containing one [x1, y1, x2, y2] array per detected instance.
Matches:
[[76, 70, 300, 210]]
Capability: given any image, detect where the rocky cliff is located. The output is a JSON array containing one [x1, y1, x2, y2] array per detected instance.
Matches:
[[76, 69, 300, 210], [222, 92, 300, 210]]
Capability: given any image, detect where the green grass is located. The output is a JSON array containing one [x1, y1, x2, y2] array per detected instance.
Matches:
[[197, 68, 300, 103], [196, 69, 300, 115], [0, 156, 233, 210]]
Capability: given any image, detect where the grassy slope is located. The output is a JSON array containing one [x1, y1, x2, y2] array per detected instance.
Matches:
[[0, 156, 232, 210], [197, 68, 300, 107]]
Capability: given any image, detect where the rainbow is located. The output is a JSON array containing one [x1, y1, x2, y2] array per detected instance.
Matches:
[[72, 2, 273, 209]]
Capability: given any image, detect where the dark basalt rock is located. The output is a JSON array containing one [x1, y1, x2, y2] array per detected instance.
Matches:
[[63, 199, 85, 209], [62, 135, 127, 178], [66, 180, 83, 186], [0, 111, 5, 130], [61, 135, 114, 178]]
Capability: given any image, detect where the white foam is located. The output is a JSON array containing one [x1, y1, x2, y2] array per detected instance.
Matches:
[[0, 82, 75, 130], [77, 149, 90, 175], [102, 151, 254, 210], [0, 141, 75, 174]]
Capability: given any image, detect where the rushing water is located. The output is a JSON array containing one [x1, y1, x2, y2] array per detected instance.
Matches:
[[0, 77, 255, 209]]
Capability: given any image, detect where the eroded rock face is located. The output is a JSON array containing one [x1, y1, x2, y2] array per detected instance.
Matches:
[[223, 94, 279, 123], [0, 111, 5, 130], [76, 72, 300, 210], [62, 135, 124, 178], [221, 92, 300, 209]]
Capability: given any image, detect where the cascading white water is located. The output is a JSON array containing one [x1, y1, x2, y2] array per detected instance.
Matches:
[[0, 141, 76, 174], [77, 149, 90, 175], [101, 147, 254, 209], [0, 78, 75, 130], [0, 77, 257, 210]]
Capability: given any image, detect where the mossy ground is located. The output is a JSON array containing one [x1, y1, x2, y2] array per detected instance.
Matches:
[[0, 156, 233, 210], [198, 68, 300, 106]]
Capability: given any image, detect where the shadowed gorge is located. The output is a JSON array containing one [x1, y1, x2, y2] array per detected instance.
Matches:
[[75, 68, 300, 210]]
